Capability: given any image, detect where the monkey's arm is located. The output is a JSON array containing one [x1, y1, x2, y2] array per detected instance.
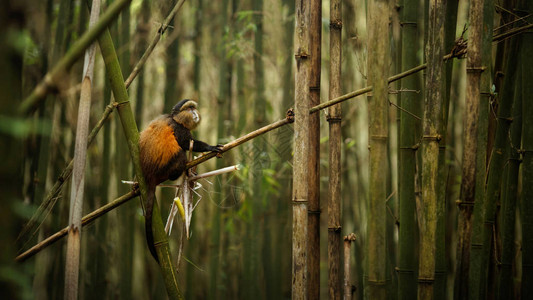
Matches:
[[190, 139, 223, 153]]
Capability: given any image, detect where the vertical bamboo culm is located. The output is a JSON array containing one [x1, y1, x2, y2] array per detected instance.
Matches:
[[520, 1, 533, 294], [64, 1, 99, 299], [343, 234, 356, 300], [397, 0, 421, 294], [308, 0, 321, 297], [328, 0, 342, 298], [366, 0, 390, 297], [454, 0, 484, 297], [418, 0, 446, 296], [292, 0, 310, 297]]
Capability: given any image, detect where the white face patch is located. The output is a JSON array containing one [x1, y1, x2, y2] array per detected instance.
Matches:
[[192, 109, 200, 123]]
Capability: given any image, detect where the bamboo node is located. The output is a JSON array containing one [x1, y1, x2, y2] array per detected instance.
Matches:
[[395, 268, 415, 274], [116, 100, 130, 107], [422, 135, 442, 142], [329, 19, 343, 29], [400, 21, 418, 27], [292, 198, 308, 203], [418, 277, 435, 284], [466, 66, 485, 73], [455, 200, 474, 207], [344, 233, 356, 241], [294, 49, 310, 60], [308, 209, 321, 214], [326, 116, 342, 123], [367, 279, 387, 286], [370, 135, 388, 140], [153, 240, 169, 247], [328, 226, 342, 232], [107, 103, 117, 111]]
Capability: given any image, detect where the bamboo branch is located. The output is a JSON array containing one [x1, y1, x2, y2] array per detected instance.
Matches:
[[310, 50, 464, 114], [186, 109, 294, 169], [16, 189, 140, 263], [18, 0, 132, 114], [492, 23, 533, 42]]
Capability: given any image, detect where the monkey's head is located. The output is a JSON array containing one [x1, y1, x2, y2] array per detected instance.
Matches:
[[171, 99, 201, 130]]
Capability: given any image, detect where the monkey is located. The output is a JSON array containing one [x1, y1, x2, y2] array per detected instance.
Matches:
[[139, 99, 222, 261]]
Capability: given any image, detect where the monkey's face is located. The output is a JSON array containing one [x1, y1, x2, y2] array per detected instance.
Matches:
[[173, 100, 201, 130]]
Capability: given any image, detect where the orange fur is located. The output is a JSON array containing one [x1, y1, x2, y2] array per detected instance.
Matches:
[[139, 116, 181, 181]]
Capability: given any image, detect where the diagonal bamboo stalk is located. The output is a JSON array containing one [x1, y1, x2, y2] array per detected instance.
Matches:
[[97, 23, 182, 299], [187, 110, 295, 168], [18, 0, 132, 114], [16, 189, 140, 262]]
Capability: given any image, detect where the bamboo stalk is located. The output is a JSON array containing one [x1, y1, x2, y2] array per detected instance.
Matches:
[[308, 0, 321, 297], [397, 0, 421, 295], [497, 71, 522, 299], [97, 22, 182, 299], [328, 0, 342, 298], [16, 190, 140, 262], [418, 0, 446, 296], [292, 0, 311, 296], [454, 0, 484, 297], [478, 34, 519, 299], [343, 234, 356, 300], [434, 0, 459, 297], [18, 0, 132, 114], [186, 111, 294, 169], [366, 0, 390, 297], [520, 2, 533, 294], [468, 0, 495, 294], [64, 2, 100, 298]]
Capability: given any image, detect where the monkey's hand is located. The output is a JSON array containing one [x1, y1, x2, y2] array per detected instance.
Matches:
[[209, 144, 224, 153]]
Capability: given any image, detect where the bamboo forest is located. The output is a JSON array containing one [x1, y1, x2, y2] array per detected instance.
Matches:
[[1, 0, 533, 298]]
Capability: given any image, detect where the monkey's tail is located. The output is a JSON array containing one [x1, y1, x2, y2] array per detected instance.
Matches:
[[145, 185, 159, 262]]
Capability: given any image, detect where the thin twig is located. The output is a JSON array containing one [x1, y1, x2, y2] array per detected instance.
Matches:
[[124, 0, 186, 88], [389, 101, 421, 121], [493, 23, 533, 42]]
